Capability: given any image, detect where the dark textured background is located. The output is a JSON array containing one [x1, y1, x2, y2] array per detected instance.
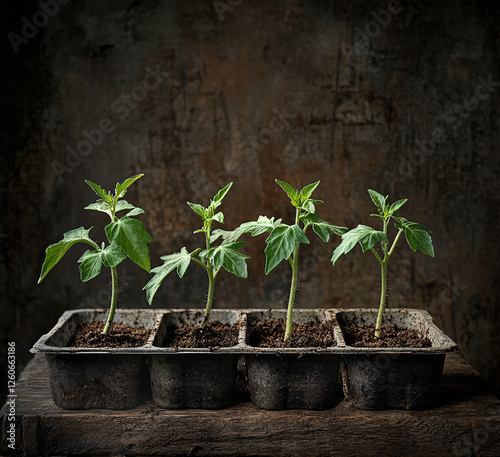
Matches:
[[1, 0, 499, 402]]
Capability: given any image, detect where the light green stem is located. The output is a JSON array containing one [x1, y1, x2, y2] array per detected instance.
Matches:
[[388, 229, 403, 257], [102, 266, 118, 335], [374, 218, 403, 338], [284, 208, 302, 341], [375, 260, 387, 338], [201, 268, 215, 327], [374, 228, 403, 337], [370, 247, 383, 264], [284, 242, 300, 341], [201, 219, 215, 327], [374, 218, 389, 338]]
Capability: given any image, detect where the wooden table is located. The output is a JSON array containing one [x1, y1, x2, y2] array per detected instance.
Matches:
[[1, 353, 499, 456]]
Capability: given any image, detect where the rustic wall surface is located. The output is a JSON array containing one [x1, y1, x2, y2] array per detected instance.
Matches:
[[1, 0, 499, 401]]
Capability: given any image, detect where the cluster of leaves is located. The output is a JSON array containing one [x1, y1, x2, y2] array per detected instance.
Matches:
[[143, 182, 250, 309], [331, 189, 434, 265], [38, 174, 152, 285], [215, 180, 347, 274]]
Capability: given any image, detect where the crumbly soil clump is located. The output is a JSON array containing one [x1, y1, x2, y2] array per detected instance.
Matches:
[[342, 325, 432, 348], [69, 321, 149, 348], [249, 318, 337, 348], [162, 321, 239, 348]]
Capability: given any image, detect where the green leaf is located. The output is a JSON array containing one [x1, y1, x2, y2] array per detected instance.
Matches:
[[198, 247, 215, 264], [38, 227, 98, 283], [211, 216, 282, 243], [331, 225, 387, 266], [303, 213, 348, 242], [264, 225, 309, 274], [212, 182, 233, 205], [211, 212, 225, 224], [291, 225, 310, 244], [85, 201, 112, 214], [300, 199, 316, 214], [115, 173, 144, 199], [367, 189, 387, 211], [358, 229, 387, 252], [77, 249, 103, 282], [115, 200, 137, 213], [299, 181, 320, 203], [209, 230, 232, 242], [276, 179, 300, 206], [394, 218, 434, 257], [299, 198, 325, 215], [239, 215, 283, 237], [101, 243, 127, 267], [85, 180, 109, 201], [207, 182, 233, 216], [187, 202, 206, 218], [158, 247, 193, 276], [85, 200, 137, 218], [210, 241, 250, 278], [77, 242, 129, 282], [389, 199, 407, 215], [143, 247, 193, 304], [105, 217, 152, 272], [125, 207, 145, 217]]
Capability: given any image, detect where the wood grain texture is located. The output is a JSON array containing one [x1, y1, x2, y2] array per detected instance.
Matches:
[[1, 354, 499, 456], [1, 0, 500, 404]]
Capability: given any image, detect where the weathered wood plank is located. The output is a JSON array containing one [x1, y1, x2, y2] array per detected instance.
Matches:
[[1, 354, 500, 456]]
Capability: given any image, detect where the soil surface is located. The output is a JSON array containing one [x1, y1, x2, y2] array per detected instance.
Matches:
[[342, 325, 432, 348], [69, 321, 149, 348], [163, 321, 239, 348], [249, 318, 337, 348]]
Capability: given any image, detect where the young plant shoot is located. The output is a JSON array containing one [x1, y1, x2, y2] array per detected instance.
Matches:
[[143, 182, 250, 327], [214, 180, 347, 341], [38, 174, 152, 335], [331, 189, 434, 338]]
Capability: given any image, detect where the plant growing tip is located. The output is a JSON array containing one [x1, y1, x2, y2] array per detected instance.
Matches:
[[38, 174, 152, 335], [143, 182, 251, 327], [217, 179, 347, 341], [331, 189, 434, 338]]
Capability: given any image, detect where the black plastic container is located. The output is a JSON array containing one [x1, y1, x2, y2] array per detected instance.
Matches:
[[244, 309, 343, 410], [337, 308, 458, 410], [31, 309, 157, 410], [148, 309, 244, 409]]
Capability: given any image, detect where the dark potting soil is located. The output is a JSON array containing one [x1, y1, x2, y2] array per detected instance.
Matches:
[[69, 321, 149, 348], [342, 325, 432, 348], [249, 318, 337, 348], [163, 321, 239, 348]]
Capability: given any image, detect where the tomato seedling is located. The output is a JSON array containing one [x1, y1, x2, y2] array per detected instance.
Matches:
[[331, 189, 434, 337], [38, 174, 152, 335], [216, 179, 346, 341], [143, 182, 250, 326]]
